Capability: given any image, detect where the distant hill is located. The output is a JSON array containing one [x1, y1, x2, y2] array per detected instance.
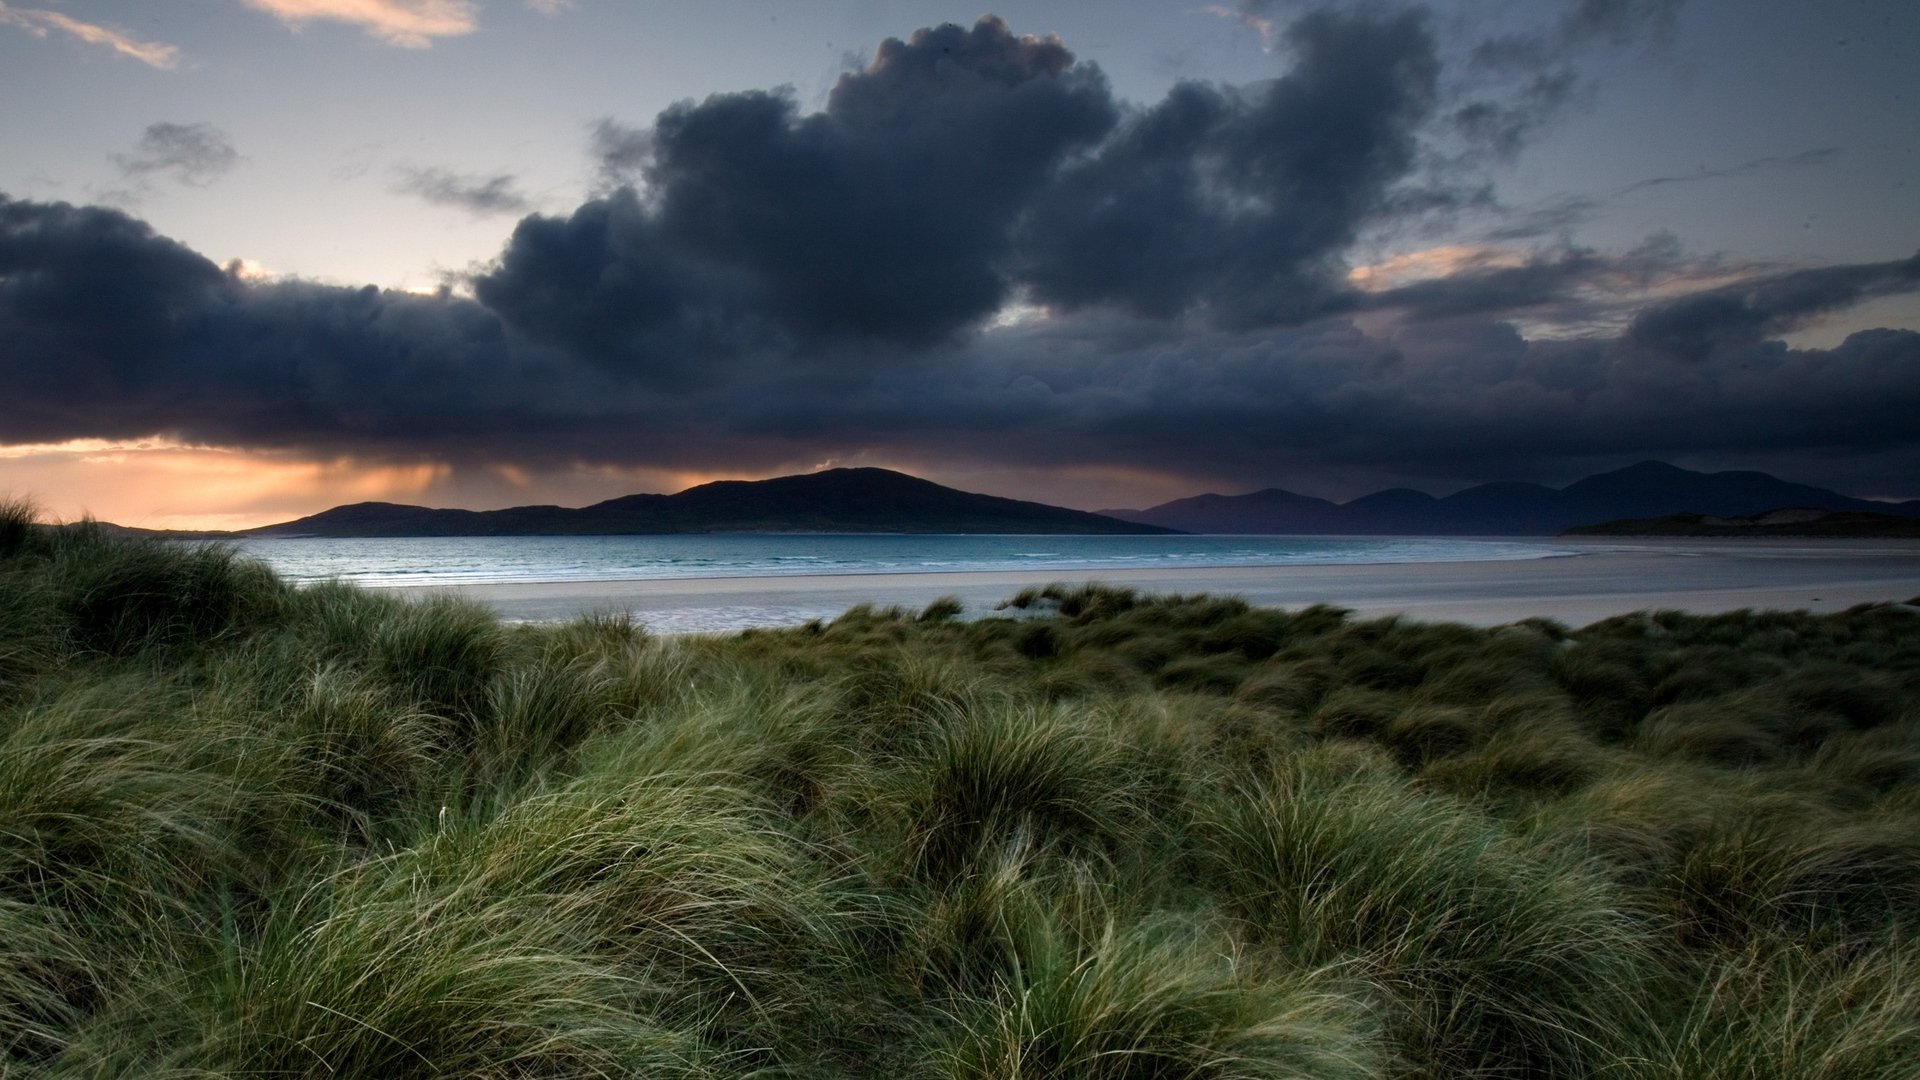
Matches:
[[246, 468, 1177, 537], [1102, 461, 1920, 535], [1564, 507, 1920, 539]]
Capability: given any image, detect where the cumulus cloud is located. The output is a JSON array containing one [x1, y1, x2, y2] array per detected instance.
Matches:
[[1220, 0, 1685, 163], [237, 0, 476, 48], [1015, 8, 1438, 325], [481, 16, 1118, 362], [486, 10, 1444, 361], [114, 123, 241, 187], [392, 166, 535, 216], [0, 2, 179, 67]]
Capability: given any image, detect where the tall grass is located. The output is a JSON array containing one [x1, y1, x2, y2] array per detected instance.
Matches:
[[1199, 743, 1659, 1077], [2, 509, 1917, 1077]]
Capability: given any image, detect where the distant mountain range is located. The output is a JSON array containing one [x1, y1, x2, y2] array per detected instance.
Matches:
[[1101, 461, 1920, 536], [247, 467, 1174, 537], [105, 461, 1920, 539], [1566, 507, 1920, 539]]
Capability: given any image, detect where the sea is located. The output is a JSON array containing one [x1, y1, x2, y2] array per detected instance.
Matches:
[[223, 534, 1581, 633], [231, 533, 1571, 588]]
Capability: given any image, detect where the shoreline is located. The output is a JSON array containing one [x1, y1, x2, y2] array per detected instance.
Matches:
[[385, 537, 1920, 632]]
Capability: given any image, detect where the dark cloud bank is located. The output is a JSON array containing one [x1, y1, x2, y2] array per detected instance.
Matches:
[[4, 7, 1919, 499]]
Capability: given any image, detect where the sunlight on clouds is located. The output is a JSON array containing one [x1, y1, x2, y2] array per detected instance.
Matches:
[[224, 258, 277, 282], [987, 300, 1052, 330], [489, 463, 534, 488], [1347, 245, 1529, 292], [237, 0, 477, 48], [0, 439, 451, 530], [1197, 3, 1278, 50], [0, 2, 178, 67]]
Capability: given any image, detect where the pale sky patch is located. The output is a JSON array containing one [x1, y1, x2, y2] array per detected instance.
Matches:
[[238, 0, 477, 48], [0, 2, 179, 67]]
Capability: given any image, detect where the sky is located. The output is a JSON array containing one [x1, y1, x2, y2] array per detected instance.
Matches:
[[1, 0, 1916, 529]]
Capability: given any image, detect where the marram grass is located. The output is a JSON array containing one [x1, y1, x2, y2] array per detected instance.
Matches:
[[2, 505, 1918, 1077]]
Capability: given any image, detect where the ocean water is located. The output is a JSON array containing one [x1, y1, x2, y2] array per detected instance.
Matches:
[[230, 533, 1575, 589]]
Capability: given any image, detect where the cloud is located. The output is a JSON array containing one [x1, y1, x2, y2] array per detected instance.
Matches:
[[1013, 8, 1439, 326], [1450, 0, 1685, 160], [524, 0, 571, 13], [114, 123, 242, 187], [492, 9, 1444, 363], [392, 166, 535, 216], [5, 191, 1920, 500], [0, 2, 179, 67], [237, 0, 476, 48], [1626, 254, 1920, 361], [1614, 147, 1841, 197], [587, 118, 649, 189], [481, 16, 1118, 360], [5, 8, 1920, 501]]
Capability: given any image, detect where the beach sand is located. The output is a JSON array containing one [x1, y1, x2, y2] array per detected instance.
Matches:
[[393, 537, 1920, 632]]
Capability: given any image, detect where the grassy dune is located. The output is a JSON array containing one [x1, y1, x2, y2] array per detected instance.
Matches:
[[3, 499, 1919, 1077]]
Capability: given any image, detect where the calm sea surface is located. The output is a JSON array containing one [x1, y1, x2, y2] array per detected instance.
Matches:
[[230, 534, 1575, 589]]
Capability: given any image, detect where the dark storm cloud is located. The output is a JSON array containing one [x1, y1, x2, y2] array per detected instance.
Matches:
[[471, 187, 777, 389], [1231, 0, 1683, 162], [496, 10, 1447, 348], [1013, 8, 1438, 325], [480, 16, 1116, 360], [636, 302, 1920, 497], [392, 166, 536, 216], [0, 195, 590, 453], [5, 192, 1920, 495], [113, 122, 240, 187], [5, 5, 1920, 500], [1627, 253, 1920, 360]]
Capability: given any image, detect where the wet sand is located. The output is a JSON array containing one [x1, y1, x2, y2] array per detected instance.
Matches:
[[393, 538, 1920, 632]]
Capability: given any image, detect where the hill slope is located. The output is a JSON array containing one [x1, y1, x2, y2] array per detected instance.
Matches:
[[248, 468, 1177, 537], [1104, 461, 1920, 535], [1565, 507, 1920, 538]]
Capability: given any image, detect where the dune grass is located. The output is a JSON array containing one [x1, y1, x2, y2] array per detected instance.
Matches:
[[1, 506, 1918, 1076]]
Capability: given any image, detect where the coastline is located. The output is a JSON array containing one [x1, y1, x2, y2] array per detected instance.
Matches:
[[388, 536, 1920, 632]]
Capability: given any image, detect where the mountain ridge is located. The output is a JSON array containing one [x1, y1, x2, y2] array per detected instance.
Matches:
[[1101, 461, 1920, 535], [246, 467, 1177, 537]]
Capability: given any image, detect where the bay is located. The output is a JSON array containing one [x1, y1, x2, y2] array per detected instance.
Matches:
[[230, 533, 1575, 589]]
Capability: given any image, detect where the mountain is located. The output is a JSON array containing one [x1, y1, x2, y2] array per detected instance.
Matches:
[[1102, 462, 1920, 535], [247, 468, 1177, 537], [1565, 507, 1920, 539], [1111, 489, 1343, 534]]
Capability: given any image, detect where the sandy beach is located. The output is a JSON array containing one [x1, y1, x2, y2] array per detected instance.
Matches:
[[391, 537, 1920, 632]]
